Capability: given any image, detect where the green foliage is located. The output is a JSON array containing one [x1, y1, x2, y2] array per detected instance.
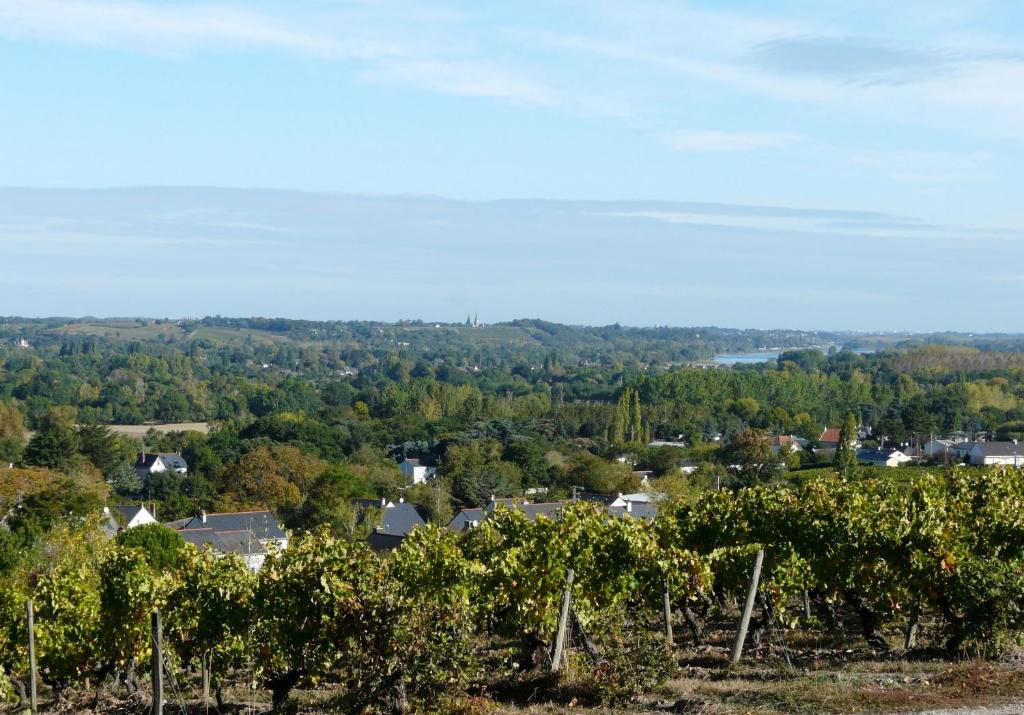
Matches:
[[96, 544, 167, 670], [25, 523, 105, 687], [611, 387, 647, 446], [834, 413, 859, 479], [4, 477, 105, 550], [721, 428, 783, 487], [585, 620, 677, 705], [24, 424, 80, 471], [444, 441, 522, 507], [114, 523, 186, 571], [164, 546, 255, 669]]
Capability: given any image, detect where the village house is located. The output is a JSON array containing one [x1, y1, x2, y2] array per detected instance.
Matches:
[[817, 427, 843, 449], [967, 441, 1024, 467], [135, 452, 189, 481], [398, 457, 437, 485], [166, 509, 288, 570], [770, 434, 807, 454], [101, 503, 158, 537], [857, 448, 913, 468], [446, 491, 658, 532], [923, 439, 956, 462], [351, 498, 427, 551]]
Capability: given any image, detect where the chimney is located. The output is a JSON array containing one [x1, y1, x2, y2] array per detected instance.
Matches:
[[626, 501, 633, 513], [200, 509, 207, 525], [380, 497, 387, 508]]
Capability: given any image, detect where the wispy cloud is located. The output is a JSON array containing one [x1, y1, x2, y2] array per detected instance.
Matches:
[[356, 59, 558, 105], [746, 36, 948, 85], [4, 0, 1024, 180], [0, 0, 397, 59], [845, 148, 992, 183], [659, 129, 800, 152]]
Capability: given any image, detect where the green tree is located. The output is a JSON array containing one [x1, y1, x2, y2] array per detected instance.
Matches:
[[24, 425, 80, 471], [77, 423, 123, 477], [114, 523, 186, 571], [562, 451, 639, 494], [612, 387, 647, 446], [0, 402, 26, 465], [721, 428, 781, 487], [834, 413, 859, 479]]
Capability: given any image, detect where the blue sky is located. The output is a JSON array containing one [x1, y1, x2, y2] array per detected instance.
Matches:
[[2, 1, 1024, 328]]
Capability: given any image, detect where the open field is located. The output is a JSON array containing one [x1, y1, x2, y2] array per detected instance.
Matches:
[[39, 320, 298, 347], [21, 423, 210, 442], [107, 422, 211, 437]]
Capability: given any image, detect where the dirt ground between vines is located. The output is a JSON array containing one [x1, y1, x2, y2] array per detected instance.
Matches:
[[492, 651, 1024, 715], [12, 653, 1023, 715], [9, 619, 1024, 714]]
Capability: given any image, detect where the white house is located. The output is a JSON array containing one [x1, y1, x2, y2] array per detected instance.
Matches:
[[399, 458, 437, 484], [102, 504, 158, 537], [967, 441, 1024, 467], [136, 452, 189, 481], [857, 448, 913, 468]]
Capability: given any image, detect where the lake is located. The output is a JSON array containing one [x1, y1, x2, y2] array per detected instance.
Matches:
[[713, 347, 876, 365], [713, 351, 781, 365]]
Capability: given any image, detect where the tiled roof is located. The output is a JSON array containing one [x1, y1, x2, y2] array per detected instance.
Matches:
[[137, 452, 188, 470], [857, 448, 903, 462], [176, 510, 286, 540], [819, 427, 842, 443], [608, 503, 659, 521], [972, 441, 1024, 457], [574, 492, 621, 506], [377, 503, 426, 536]]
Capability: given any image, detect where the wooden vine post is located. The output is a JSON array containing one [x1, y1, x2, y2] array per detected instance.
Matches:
[[151, 609, 163, 715], [26, 599, 37, 715], [730, 549, 765, 664], [551, 568, 575, 673], [663, 581, 674, 650]]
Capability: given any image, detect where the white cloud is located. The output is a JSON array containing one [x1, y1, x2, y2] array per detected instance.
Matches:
[[845, 148, 992, 183], [659, 129, 800, 152], [356, 59, 558, 105], [0, 0, 399, 59]]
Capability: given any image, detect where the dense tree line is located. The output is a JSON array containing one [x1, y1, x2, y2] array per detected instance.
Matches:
[[2, 320, 1024, 539]]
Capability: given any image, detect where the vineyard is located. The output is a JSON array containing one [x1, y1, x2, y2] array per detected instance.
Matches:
[[2, 467, 1024, 713]]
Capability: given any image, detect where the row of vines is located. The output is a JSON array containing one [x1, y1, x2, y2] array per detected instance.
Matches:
[[2, 467, 1024, 712]]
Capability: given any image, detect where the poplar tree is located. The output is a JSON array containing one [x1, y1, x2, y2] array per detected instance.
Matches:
[[835, 413, 859, 479]]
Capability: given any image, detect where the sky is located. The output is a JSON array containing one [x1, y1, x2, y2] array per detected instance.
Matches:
[[2, 1, 1024, 329]]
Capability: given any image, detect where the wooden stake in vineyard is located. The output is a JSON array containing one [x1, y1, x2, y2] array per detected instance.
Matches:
[[151, 609, 163, 715], [663, 581, 674, 651], [26, 599, 37, 715], [551, 569, 575, 673], [731, 549, 765, 664]]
